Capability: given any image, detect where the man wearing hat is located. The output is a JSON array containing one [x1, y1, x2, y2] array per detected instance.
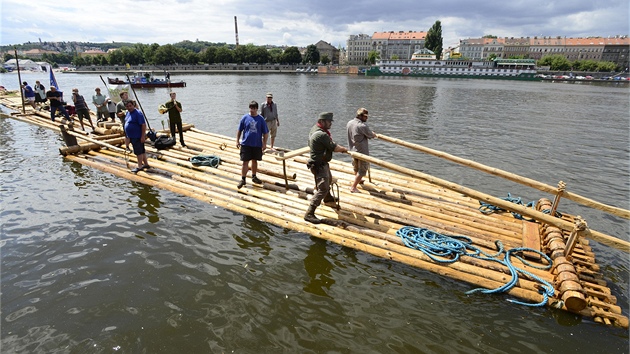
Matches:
[[92, 88, 109, 123], [260, 92, 279, 149], [21, 82, 37, 110], [347, 107, 377, 193], [46, 86, 71, 122], [163, 92, 186, 147], [304, 112, 348, 224]]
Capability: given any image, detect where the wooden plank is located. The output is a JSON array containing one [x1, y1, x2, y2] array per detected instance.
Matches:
[[522, 221, 541, 260], [275, 146, 310, 161]]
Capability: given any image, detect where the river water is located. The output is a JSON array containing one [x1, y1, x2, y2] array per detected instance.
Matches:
[[1, 72, 628, 353]]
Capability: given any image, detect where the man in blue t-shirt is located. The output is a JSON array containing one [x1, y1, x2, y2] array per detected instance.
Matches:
[[21, 81, 37, 110], [235, 100, 269, 189], [123, 100, 149, 173]]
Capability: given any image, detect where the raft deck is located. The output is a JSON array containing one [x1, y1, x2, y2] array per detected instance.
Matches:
[[2, 94, 628, 328]]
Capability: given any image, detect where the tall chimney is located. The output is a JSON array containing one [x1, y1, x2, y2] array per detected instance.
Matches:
[[234, 16, 239, 48]]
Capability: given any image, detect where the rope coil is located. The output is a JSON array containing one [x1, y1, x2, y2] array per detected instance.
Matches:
[[397, 226, 554, 307], [478, 193, 537, 220]]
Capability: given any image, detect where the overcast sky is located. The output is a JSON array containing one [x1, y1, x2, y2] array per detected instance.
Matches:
[[1, 0, 628, 49]]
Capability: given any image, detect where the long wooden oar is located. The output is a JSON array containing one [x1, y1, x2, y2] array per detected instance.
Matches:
[[14, 48, 26, 114], [377, 134, 630, 220]]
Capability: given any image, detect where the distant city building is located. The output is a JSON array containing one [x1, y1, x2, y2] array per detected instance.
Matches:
[[346, 34, 372, 65], [601, 37, 629, 69], [346, 31, 427, 64], [459, 35, 629, 69], [80, 49, 108, 57], [482, 37, 504, 59], [315, 40, 340, 64], [3, 58, 47, 71], [338, 47, 348, 65], [528, 36, 567, 60], [411, 48, 435, 60], [459, 38, 484, 60], [20, 48, 58, 58], [372, 31, 427, 60], [503, 37, 531, 58]]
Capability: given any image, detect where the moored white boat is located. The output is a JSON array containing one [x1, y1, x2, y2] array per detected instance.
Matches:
[[366, 50, 538, 80]]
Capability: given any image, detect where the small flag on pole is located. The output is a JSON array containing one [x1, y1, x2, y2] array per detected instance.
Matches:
[[49, 66, 59, 90], [49, 65, 64, 101]]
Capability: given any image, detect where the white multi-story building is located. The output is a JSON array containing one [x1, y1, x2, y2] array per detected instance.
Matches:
[[372, 31, 427, 60], [346, 31, 427, 64], [346, 34, 372, 65]]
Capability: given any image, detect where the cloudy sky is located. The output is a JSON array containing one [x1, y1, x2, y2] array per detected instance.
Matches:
[[1, 0, 628, 49]]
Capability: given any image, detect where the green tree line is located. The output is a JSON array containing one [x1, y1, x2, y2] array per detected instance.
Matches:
[[2, 41, 314, 67], [536, 54, 617, 72]]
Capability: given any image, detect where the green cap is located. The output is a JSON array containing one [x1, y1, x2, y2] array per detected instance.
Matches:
[[318, 112, 333, 121]]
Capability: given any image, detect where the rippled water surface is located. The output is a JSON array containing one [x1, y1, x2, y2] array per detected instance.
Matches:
[[1, 73, 629, 353]]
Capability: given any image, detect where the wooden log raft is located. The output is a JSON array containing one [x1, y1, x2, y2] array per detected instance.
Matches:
[[1, 99, 628, 328], [63, 149, 628, 327]]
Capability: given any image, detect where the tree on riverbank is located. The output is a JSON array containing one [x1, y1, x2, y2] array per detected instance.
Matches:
[[425, 21, 443, 60], [12, 41, 304, 68], [367, 51, 380, 65], [538, 54, 618, 71], [303, 45, 320, 65]]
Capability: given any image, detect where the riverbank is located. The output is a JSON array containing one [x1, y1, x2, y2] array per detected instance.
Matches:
[[69, 64, 325, 74], [68, 64, 366, 75]]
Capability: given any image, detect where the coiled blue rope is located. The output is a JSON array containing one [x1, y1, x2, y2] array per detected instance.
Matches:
[[478, 193, 537, 220], [190, 155, 221, 168], [397, 226, 554, 307]]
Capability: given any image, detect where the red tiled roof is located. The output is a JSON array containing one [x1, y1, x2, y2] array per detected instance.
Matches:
[[372, 31, 427, 40]]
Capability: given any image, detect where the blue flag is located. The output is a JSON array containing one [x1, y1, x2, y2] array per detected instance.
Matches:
[[49, 66, 59, 89], [49, 65, 63, 100]]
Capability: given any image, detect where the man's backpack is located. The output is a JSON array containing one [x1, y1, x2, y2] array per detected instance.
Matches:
[[153, 135, 176, 150]]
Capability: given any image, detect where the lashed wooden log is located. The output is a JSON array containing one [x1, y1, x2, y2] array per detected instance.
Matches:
[[377, 134, 630, 220]]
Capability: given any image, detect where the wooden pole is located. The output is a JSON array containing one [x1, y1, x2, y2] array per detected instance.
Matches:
[[377, 134, 630, 220], [65, 129, 125, 152], [14, 47, 25, 114], [125, 74, 153, 132]]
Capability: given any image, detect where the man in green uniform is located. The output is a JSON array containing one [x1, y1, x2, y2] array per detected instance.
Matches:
[[164, 92, 185, 147], [304, 112, 348, 224]]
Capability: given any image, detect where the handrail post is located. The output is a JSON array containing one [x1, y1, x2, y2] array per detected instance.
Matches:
[[564, 216, 587, 258], [550, 181, 566, 217]]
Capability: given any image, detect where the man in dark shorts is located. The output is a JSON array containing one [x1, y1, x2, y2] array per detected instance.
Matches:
[[235, 100, 269, 189], [123, 100, 149, 173]]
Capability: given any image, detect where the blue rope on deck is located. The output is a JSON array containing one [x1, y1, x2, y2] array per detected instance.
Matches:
[[397, 226, 554, 307], [190, 155, 221, 168], [478, 193, 537, 220]]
